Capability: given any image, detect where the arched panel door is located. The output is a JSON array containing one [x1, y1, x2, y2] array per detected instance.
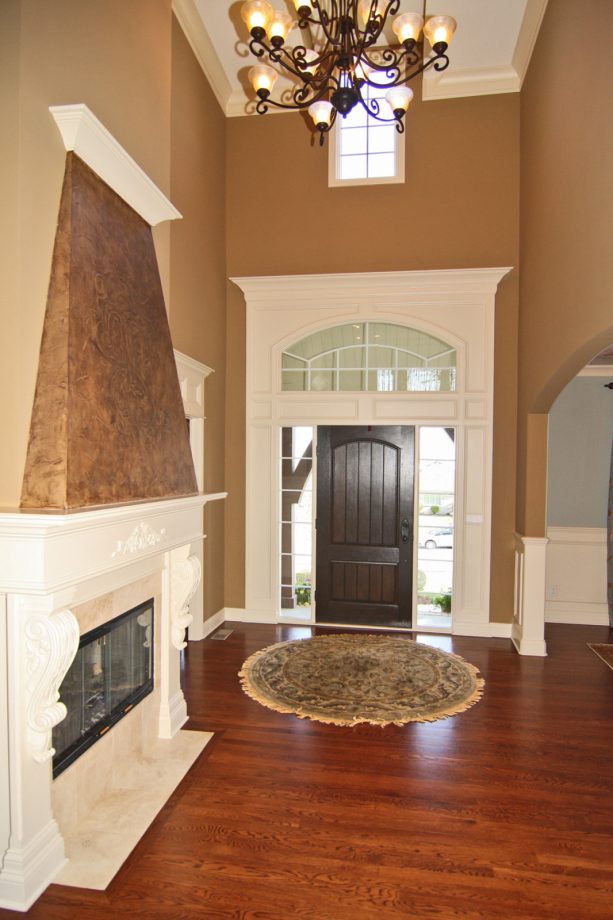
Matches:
[[316, 426, 414, 627]]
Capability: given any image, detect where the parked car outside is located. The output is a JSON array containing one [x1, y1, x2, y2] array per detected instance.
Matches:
[[420, 528, 454, 549]]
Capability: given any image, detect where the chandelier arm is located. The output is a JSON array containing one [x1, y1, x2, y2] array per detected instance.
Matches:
[[248, 38, 267, 59], [358, 94, 396, 124], [311, 2, 342, 47]]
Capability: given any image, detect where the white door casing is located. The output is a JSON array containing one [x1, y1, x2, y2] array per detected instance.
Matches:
[[233, 269, 511, 638]]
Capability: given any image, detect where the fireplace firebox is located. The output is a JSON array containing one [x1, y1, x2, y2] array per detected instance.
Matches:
[[52, 599, 154, 777]]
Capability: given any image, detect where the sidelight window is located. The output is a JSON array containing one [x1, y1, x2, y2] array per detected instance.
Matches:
[[280, 427, 314, 616], [282, 322, 456, 393]]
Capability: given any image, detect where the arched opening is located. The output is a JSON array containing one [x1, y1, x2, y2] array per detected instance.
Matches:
[[544, 344, 613, 629]]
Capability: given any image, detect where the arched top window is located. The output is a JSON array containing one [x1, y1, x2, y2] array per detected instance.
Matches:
[[281, 322, 457, 393]]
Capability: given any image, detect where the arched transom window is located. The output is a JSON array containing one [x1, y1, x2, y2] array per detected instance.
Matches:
[[281, 322, 457, 393]]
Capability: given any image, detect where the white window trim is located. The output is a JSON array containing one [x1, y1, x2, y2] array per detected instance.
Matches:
[[328, 115, 406, 188]]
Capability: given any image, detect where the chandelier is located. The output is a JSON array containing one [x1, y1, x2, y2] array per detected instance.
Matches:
[[240, 1, 457, 145]]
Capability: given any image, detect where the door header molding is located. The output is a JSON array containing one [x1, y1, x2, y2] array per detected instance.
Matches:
[[232, 268, 512, 306]]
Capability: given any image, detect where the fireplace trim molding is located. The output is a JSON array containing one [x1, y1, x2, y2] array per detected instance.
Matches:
[[0, 491, 225, 911]]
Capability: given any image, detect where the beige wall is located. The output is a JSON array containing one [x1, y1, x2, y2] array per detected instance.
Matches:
[[518, 0, 613, 535], [0, 0, 172, 508], [225, 91, 520, 621], [170, 17, 227, 619]]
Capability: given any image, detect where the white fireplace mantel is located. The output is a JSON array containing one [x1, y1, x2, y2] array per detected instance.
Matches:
[[0, 491, 226, 912]]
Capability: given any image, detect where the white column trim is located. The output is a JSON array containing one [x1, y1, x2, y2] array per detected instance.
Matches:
[[513, 534, 548, 656]]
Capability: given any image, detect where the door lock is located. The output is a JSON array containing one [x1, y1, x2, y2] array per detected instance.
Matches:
[[401, 519, 410, 543]]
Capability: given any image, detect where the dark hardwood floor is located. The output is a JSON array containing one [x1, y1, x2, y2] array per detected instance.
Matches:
[[4, 622, 613, 920]]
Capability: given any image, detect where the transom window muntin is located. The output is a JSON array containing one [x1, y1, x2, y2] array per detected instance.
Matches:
[[281, 322, 457, 393]]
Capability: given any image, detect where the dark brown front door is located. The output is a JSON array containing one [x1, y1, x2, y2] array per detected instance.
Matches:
[[315, 425, 414, 628]]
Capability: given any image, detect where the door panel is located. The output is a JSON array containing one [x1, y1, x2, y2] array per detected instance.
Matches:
[[316, 426, 414, 627]]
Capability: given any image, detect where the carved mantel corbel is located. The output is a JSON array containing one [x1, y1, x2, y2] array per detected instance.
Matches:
[[170, 552, 201, 650], [25, 608, 80, 764]]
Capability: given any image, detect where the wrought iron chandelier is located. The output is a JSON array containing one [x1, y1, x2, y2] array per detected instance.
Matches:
[[240, 1, 457, 144]]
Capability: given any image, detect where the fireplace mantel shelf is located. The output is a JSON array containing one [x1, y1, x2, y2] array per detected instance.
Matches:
[[0, 492, 227, 596]]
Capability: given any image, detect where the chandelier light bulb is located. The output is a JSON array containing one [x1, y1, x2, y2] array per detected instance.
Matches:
[[248, 64, 278, 98], [423, 15, 457, 52], [392, 12, 424, 45], [358, 1, 380, 30], [241, 1, 274, 38], [385, 85, 414, 116], [308, 100, 333, 128], [269, 10, 294, 47], [300, 49, 320, 77], [293, 0, 313, 16]]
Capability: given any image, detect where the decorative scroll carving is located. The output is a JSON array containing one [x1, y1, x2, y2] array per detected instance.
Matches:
[[170, 554, 201, 650], [112, 522, 167, 559], [25, 609, 80, 764]]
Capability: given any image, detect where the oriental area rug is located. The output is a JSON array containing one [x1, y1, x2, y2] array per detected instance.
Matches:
[[238, 634, 484, 727]]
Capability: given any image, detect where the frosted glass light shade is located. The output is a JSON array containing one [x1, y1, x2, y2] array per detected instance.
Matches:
[[248, 64, 278, 96], [241, 1, 274, 34], [423, 15, 457, 49], [358, 1, 379, 30], [269, 10, 294, 44], [392, 12, 424, 44], [300, 49, 319, 76], [385, 85, 413, 114], [308, 100, 333, 127], [293, 0, 313, 13]]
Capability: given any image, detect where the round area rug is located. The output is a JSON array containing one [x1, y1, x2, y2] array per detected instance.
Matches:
[[238, 634, 484, 727]]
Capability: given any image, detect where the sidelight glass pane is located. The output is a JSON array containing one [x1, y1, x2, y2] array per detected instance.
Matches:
[[280, 427, 314, 616], [417, 427, 455, 629]]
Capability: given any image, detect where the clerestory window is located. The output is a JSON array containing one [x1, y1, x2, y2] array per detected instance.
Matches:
[[329, 81, 405, 187], [281, 322, 456, 393]]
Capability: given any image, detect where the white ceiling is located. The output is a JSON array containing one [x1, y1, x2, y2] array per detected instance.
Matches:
[[172, 0, 549, 117]]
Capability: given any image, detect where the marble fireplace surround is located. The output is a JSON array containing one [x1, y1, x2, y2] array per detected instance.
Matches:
[[0, 492, 225, 910]]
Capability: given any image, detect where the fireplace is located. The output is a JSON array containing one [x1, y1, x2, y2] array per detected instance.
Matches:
[[52, 599, 154, 778]]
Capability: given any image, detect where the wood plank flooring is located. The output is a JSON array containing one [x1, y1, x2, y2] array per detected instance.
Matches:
[[3, 622, 613, 920]]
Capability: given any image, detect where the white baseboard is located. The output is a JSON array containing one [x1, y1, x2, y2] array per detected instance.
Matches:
[[511, 622, 547, 657], [488, 622, 513, 639], [452, 620, 512, 639], [222, 607, 277, 624], [197, 609, 226, 639], [545, 601, 610, 626], [0, 819, 66, 912]]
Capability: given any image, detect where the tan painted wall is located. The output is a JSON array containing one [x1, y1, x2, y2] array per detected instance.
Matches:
[[170, 18, 227, 619], [518, 0, 613, 535], [0, 0, 172, 509], [225, 91, 520, 621]]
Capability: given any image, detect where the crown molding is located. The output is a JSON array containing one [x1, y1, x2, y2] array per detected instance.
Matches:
[[172, 0, 232, 115], [422, 0, 549, 101], [423, 64, 521, 100], [49, 104, 181, 226], [513, 0, 549, 89]]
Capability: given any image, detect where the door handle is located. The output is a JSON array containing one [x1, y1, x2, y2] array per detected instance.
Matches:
[[401, 519, 410, 543]]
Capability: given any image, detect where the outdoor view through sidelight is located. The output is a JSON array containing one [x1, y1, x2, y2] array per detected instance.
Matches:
[[416, 427, 455, 629], [281, 427, 314, 616], [280, 425, 455, 629]]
